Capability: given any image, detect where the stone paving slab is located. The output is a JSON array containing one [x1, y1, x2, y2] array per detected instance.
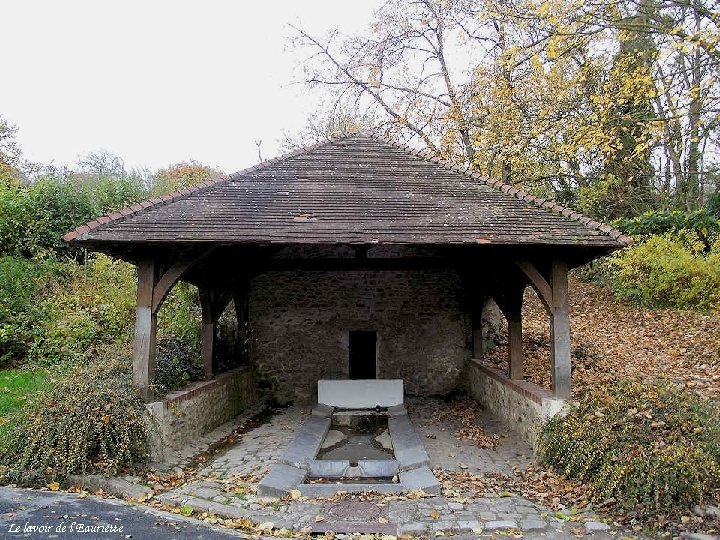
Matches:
[[312, 521, 398, 535], [398, 466, 441, 494], [257, 464, 307, 497]]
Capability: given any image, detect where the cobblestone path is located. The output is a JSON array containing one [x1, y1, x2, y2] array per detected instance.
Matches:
[[155, 398, 641, 539]]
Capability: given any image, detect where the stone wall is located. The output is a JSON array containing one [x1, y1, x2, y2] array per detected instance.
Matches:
[[249, 270, 471, 403], [146, 367, 257, 456], [465, 359, 565, 451]]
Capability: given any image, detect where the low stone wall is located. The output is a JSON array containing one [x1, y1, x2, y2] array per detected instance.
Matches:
[[146, 367, 257, 457], [465, 359, 565, 451]]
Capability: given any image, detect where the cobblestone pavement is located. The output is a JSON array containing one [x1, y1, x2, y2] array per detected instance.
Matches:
[[155, 398, 642, 539]]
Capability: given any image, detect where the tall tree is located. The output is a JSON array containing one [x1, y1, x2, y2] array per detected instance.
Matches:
[[290, 0, 495, 165], [292, 0, 719, 215]]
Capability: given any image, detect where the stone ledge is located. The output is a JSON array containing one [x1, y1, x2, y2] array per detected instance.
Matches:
[[468, 360, 553, 405], [161, 367, 253, 407], [67, 474, 153, 500], [466, 359, 566, 451], [279, 416, 331, 469], [146, 366, 257, 456]]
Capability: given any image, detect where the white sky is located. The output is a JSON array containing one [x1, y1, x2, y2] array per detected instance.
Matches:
[[2, 0, 383, 173]]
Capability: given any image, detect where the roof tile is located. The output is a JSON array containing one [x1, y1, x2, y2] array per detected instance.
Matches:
[[65, 134, 628, 249]]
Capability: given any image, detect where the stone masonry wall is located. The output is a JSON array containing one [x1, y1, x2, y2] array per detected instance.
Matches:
[[465, 360, 565, 451], [146, 367, 257, 456], [249, 270, 471, 403]]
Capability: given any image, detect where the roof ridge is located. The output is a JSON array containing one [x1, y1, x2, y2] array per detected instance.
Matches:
[[63, 133, 360, 242], [367, 133, 632, 245]]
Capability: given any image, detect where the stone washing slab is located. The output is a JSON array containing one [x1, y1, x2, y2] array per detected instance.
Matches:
[[318, 379, 404, 408], [263, 395, 439, 497], [357, 460, 398, 477], [299, 483, 405, 497], [308, 459, 398, 478], [386, 404, 407, 416], [257, 464, 308, 497], [312, 403, 334, 417], [309, 460, 350, 478], [399, 466, 441, 495], [279, 415, 331, 469], [388, 414, 431, 471]]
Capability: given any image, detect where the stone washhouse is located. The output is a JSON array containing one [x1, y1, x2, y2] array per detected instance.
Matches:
[[65, 133, 629, 454]]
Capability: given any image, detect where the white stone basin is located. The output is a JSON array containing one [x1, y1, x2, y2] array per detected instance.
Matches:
[[318, 379, 404, 408]]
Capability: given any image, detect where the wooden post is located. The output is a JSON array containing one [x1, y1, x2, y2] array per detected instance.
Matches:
[[493, 284, 524, 381], [133, 258, 158, 395], [472, 305, 483, 358], [200, 292, 215, 379], [550, 259, 571, 398], [201, 314, 215, 379], [199, 288, 233, 379], [508, 310, 523, 380]]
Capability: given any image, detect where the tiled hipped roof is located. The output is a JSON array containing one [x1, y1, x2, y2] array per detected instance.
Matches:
[[64, 134, 630, 247]]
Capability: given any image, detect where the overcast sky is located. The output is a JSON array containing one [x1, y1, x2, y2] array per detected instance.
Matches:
[[2, 1, 382, 173]]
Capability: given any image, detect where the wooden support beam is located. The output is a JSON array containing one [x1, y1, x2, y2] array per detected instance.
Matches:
[[550, 259, 571, 399], [514, 258, 553, 315], [200, 313, 214, 380], [133, 258, 158, 396], [151, 248, 215, 314]]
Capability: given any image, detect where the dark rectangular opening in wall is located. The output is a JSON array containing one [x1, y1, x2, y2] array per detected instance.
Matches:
[[349, 331, 377, 379]]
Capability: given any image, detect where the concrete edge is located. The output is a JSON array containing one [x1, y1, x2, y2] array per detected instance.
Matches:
[[67, 474, 153, 500]]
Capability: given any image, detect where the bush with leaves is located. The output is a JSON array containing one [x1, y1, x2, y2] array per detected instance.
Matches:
[[153, 337, 204, 394], [609, 233, 720, 311], [0, 175, 147, 261], [0, 352, 151, 484], [156, 281, 201, 352], [613, 210, 720, 252], [539, 380, 720, 517], [0, 257, 65, 366], [27, 254, 137, 365]]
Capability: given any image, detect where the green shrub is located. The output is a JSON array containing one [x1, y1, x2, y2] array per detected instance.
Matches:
[[0, 178, 97, 260], [0, 176, 148, 260], [613, 210, 720, 252], [26, 255, 136, 365], [609, 233, 720, 311], [0, 257, 64, 366], [153, 337, 204, 394], [0, 352, 151, 483], [707, 191, 720, 219], [539, 380, 720, 516], [157, 281, 201, 351]]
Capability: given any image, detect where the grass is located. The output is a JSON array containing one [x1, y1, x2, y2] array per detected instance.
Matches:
[[0, 368, 49, 437]]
